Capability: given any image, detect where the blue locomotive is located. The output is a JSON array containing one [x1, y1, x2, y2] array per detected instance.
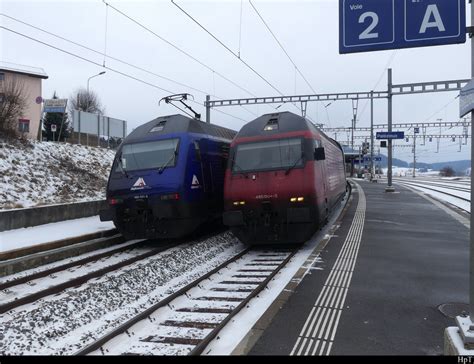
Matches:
[[100, 114, 237, 239]]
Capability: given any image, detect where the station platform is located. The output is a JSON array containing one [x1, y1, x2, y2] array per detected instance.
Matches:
[[248, 179, 469, 355]]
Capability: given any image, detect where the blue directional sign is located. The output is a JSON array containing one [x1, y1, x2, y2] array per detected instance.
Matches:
[[376, 131, 405, 140], [354, 156, 382, 163], [339, 0, 466, 54]]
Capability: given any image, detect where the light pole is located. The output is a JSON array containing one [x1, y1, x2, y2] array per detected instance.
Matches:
[[85, 71, 105, 147], [87, 71, 106, 93]]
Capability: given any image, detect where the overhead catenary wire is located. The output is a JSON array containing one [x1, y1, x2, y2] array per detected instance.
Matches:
[[0, 13, 257, 118], [238, 0, 243, 58], [0, 26, 247, 122], [0, 13, 211, 97], [103, 2, 109, 67], [102, 0, 258, 99], [358, 50, 398, 120], [170, 0, 307, 116], [421, 96, 458, 123], [170, 0, 285, 97], [248, 0, 317, 95]]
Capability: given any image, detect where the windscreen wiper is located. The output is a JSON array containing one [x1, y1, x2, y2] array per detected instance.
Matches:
[[285, 152, 304, 175], [232, 160, 249, 178], [117, 155, 129, 178], [158, 147, 178, 174]]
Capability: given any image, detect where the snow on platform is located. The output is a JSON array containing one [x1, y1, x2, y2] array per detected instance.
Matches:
[[0, 216, 115, 254]]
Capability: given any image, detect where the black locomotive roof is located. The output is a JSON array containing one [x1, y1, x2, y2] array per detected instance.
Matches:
[[236, 111, 342, 150], [236, 111, 316, 136], [124, 114, 237, 144]]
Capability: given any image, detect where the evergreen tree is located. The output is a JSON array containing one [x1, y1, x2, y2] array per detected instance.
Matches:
[[42, 91, 70, 141]]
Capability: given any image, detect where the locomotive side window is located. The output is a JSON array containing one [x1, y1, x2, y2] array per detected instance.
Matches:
[[193, 141, 202, 162], [221, 143, 230, 168], [233, 138, 303, 173], [116, 138, 179, 172]]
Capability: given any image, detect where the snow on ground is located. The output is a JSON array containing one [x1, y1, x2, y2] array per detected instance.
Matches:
[[396, 182, 470, 213], [0, 232, 243, 355], [382, 167, 441, 177], [393, 178, 470, 191], [0, 216, 115, 253], [0, 138, 115, 210], [1, 243, 152, 306], [0, 239, 143, 285]]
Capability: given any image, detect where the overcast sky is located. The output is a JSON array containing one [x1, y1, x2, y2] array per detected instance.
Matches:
[[1, 0, 471, 164]]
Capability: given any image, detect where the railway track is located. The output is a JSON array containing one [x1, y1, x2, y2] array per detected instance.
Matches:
[[75, 246, 298, 356], [393, 178, 470, 193], [394, 179, 470, 213], [0, 240, 180, 315]]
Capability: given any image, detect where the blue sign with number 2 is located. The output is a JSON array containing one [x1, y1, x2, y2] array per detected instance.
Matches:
[[339, 0, 466, 54]]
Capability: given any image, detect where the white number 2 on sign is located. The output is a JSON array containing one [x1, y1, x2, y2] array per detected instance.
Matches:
[[358, 11, 379, 40]]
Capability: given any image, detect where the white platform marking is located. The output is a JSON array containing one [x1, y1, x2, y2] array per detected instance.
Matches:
[[290, 181, 366, 356]]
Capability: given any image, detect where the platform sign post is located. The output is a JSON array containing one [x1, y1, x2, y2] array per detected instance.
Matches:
[[456, 0, 474, 347], [370, 91, 374, 181], [471, 2, 474, 339], [471, 1, 474, 341], [387, 68, 395, 192]]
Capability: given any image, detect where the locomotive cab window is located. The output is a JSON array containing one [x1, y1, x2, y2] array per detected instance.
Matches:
[[233, 138, 303, 173], [115, 138, 179, 172]]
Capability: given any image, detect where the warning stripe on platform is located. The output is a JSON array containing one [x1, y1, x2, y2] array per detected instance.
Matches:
[[290, 181, 366, 356]]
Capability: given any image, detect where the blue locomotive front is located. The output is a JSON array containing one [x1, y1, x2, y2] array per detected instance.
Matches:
[[100, 114, 236, 239]]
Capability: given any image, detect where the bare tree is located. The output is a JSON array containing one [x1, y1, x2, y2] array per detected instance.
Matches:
[[69, 88, 105, 114], [0, 75, 27, 137]]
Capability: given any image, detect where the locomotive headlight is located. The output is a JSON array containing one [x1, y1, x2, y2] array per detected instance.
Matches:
[[290, 197, 304, 203], [233, 201, 245, 206]]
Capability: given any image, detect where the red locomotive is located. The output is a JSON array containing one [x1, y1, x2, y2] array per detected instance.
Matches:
[[223, 111, 347, 244]]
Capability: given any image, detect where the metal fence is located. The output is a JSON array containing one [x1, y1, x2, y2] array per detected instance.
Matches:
[[72, 110, 127, 147]]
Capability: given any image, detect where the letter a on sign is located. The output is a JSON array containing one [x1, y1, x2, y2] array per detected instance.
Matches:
[[419, 5, 446, 34]]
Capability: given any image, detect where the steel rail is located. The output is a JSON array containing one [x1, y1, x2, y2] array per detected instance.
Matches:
[[396, 180, 471, 209], [0, 241, 179, 314], [74, 246, 252, 355], [189, 248, 298, 355], [393, 179, 470, 193], [0, 235, 138, 291]]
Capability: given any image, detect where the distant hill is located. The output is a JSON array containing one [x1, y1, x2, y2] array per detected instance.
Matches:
[[366, 154, 470, 173], [424, 160, 470, 173], [367, 154, 408, 168]]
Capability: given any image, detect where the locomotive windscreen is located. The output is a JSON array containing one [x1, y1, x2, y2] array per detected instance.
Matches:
[[233, 137, 303, 173], [116, 138, 179, 172]]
